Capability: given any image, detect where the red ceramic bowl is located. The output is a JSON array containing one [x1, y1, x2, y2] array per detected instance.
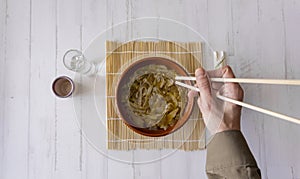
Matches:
[[115, 56, 194, 137]]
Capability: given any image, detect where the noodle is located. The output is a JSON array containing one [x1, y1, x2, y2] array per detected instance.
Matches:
[[122, 64, 186, 130]]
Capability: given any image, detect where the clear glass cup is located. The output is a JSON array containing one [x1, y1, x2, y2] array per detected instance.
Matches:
[[63, 49, 96, 76]]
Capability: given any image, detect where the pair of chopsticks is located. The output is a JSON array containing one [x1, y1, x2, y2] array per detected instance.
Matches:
[[175, 76, 300, 125]]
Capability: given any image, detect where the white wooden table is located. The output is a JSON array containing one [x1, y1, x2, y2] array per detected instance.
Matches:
[[1, 0, 300, 178]]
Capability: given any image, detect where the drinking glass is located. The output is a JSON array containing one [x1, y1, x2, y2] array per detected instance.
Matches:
[[63, 49, 96, 75]]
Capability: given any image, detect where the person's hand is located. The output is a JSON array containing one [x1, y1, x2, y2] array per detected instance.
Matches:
[[188, 66, 244, 134]]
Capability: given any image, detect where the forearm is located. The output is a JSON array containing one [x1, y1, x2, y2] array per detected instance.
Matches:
[[206, 130, 261, 179]]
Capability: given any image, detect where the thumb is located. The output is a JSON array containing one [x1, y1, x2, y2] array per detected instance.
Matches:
[[195, 68, 211, 100]]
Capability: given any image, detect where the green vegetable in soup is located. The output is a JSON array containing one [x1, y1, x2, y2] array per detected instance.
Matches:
[[126, 66, 182, 130]]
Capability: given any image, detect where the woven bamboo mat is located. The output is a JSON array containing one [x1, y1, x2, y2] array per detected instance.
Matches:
[[106, 41, 205, 151]]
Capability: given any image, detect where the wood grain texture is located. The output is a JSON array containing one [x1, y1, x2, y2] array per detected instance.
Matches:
[[1, 0, 31, 178], [55, 0, 83, 178], [81, 0, 108, 178], [28, 0, 56, 178], [230, 1, 300, 178], [1, 0, 300, 178], [105, 1, 135, 178], [0, 0, 6, 177]]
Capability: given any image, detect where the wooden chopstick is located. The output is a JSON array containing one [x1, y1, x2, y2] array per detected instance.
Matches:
[[216, 94, 300, 125], [175, 81, 200, 92], [175, 81, 300, 125], [175, 76, 300, 86]]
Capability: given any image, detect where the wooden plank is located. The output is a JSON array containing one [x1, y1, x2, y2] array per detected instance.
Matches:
[[0, 0, 6, 177], [132, 150, 162, 179], [206, 0, 234, 70], [230, 0, 300, 178], [283, 0, 300, 174], [284, 0, 300, 117], [27, 0, 56, 178], [82, 0, 107, 47], [255, 1, 290, 178], [1, 0, 31, 178], [81, 0, 108, 178], [229, 1, 267, 177], [161, 150, 208, 179], [207, 0, 231, 54], [185, 151, 208, 179], [54, 0, 82, 178], [105, 0, 136, 178], [161, 152, 188, 179], [284, 0, 300, 79], [229, 0, 262, 77], [107, 157, 134, 179], [267, 166, 293, 179]]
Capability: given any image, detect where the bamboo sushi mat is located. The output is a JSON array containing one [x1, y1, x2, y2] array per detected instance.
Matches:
[[106, 41, 205, 151]]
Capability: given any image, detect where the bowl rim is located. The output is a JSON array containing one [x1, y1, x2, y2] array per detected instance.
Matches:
[[115, 56, 195, 137]]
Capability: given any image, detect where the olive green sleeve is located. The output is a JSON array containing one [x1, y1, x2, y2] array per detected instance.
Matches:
[[206, 130, 261, 179]]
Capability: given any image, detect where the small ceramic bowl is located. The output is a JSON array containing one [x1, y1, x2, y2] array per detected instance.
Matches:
[[115, 56, 194, 137], [52, 76, 75, 98]]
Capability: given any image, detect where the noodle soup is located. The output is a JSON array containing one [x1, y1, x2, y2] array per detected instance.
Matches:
[[123, 64, 186, 130], [116, 57, 194, 137]]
